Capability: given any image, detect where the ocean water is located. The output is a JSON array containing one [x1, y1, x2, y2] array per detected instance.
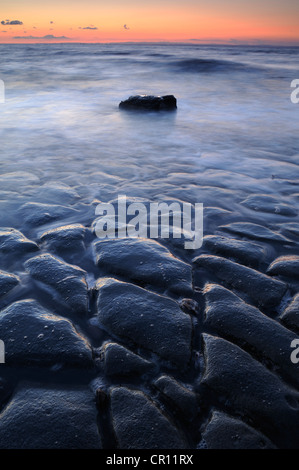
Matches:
[[1, 42, 299, 449], [0, 43, 299, 255]]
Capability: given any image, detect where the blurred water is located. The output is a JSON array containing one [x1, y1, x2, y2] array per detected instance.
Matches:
[[0, 43, 298, 240], [0, 43, 299, 451]]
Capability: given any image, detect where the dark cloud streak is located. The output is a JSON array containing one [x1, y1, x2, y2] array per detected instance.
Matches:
[[13, 34, 70, 40], [79, 26, 98, 30], [1, 19, 23, 25]]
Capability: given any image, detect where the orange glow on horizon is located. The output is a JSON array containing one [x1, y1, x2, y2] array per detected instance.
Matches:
[[0, 1, 298, 45]]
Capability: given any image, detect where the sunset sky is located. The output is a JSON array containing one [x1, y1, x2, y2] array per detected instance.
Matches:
[[0, 0, 299, 44]]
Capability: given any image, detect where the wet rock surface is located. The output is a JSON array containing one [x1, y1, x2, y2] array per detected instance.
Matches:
[[0, 211, 298, 449], [93, 238, 192, 294], [29, 182, 80, 205], [0, 383, 102, 449], [24, 254, 89, 313], [280, 294, 299, 330], [96, 278, 192, 367], [267, 255, 299, 279], [0, 271, 19, 298], [153, 375, 198, 420], [203, 235, 266, 267], [193, 254, 287, 307], [0, 228, 38, 255], [0, 300, 93, 368], [0, 177, 299, 450], [201, 334, 299, 448], [203, 284, 299, 385], [110, 387, 188, 449], [19, 202, 78, 227], [201, 411, 276, 449], [40, 224, 86, 253], [241, 194, 297, 217], [220, 222, 292, 243], [98, 342, 155, 377], [119, 95, 177, 111]]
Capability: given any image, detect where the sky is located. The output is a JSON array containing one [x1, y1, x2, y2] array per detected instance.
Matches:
[[0, 0, 299, 44]]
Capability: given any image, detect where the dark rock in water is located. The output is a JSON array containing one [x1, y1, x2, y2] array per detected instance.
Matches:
[[93, 238, 192, 295], [203, 284, 299, 385], [0, 270, 20, 297], [96, 278, 192, 367], [241, 194, 297, 217], [202, 334, 299, 448], [220, 222, 292, 244], [24, 253, 88, 313], [0, 383, 102, 449], [153, 375, 198, 420], [119, 95, 177, 111], [179, 298, 199, 316], [0, 228, 39, 255], [19, 202, 78, 227], [279, 222, 299, 239], [0, 378, 12, 409], [40, 224, 86, 252], [0, 300, 93, 368], [29, 182, 80, 205], [99, 342, 155, 377], [203, 235, 266, 268], [193, 254, 287, 307], [110, 387, 188, 449], [201, 411, 276, 449], [280, 294, 299, 330], [267, 255, 299, 279]]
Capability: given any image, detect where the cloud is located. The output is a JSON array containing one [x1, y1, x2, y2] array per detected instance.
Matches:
[[1, 30, 7, 33], [13, 34, 70, 40], [1, 20, 23, 25], [124, 24, 130, 30], [79, 26, 98, 30], [50, 21, 54, 24]]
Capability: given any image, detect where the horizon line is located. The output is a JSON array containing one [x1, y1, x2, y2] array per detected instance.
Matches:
[[1, 40, 299, 46]]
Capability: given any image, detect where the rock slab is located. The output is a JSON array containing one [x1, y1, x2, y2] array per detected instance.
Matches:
[[96, 278, 192, 367], [119, 95, 177, 111]]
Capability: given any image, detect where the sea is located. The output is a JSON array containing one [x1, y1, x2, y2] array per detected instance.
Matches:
[[0, 42, 299, 264], [0, 42, 299, 449]]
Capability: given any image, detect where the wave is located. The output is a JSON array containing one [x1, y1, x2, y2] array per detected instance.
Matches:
[[170, 58, 256, 73], [42, 49, 134, 57], [239, 46, 299, 55], [147, 53, 173, 58]]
